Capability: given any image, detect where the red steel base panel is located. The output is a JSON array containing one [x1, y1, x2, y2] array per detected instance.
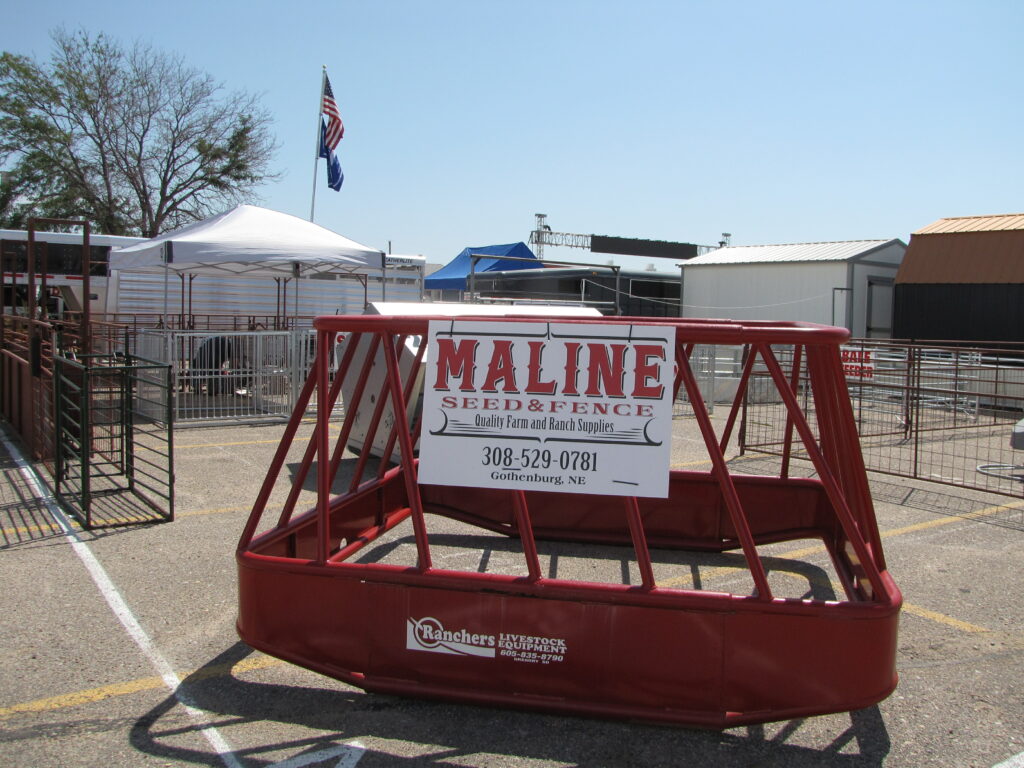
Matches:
[[238, 550, 899, 728]]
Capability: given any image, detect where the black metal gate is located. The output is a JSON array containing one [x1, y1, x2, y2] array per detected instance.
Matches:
[[53, 352, 174, 529]]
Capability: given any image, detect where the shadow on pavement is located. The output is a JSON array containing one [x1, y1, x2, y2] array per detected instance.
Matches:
[[129, 642, 891, 767]]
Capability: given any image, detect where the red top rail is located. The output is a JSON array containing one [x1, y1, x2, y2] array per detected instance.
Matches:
[[313, 313, 852, 346]]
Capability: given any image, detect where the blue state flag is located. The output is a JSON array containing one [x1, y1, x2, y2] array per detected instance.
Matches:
[[319, 119, 344, 191]]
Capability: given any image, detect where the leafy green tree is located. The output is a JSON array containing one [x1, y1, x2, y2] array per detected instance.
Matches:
[[0, 29, 278, 236]]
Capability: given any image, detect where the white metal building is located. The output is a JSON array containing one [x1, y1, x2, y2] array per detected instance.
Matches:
[[1, 228, 146, 313], [681, 239, 906, 338], [107, 256, 425, 320], [2, 229, 424, 319]]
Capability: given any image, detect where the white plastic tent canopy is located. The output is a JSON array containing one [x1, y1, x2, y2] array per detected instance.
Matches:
[[108, 204, 384, 277]]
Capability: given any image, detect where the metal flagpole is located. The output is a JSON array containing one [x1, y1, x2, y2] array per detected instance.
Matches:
[[310, 66, 327, 222]]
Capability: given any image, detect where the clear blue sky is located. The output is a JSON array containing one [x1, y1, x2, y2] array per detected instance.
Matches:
[[3, 0, 1021, 269]]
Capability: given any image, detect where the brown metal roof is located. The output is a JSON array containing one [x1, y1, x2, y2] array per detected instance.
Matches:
[[913, 213, 1024, 235], [896, 229, 1024, 284]]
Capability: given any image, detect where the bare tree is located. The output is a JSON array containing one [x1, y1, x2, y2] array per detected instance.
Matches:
[[0, 29, 278, 236]]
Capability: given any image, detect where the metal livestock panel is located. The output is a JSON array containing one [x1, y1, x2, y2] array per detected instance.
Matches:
[[741, 339, 1024, 498], [133, 329, 300, 423]]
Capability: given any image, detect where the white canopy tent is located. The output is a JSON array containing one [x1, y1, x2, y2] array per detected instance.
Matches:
[[108, 204, 389, 321], [109, 204, 384, 276]]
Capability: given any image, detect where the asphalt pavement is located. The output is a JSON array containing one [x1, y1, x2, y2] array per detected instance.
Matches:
[[1, 415, 1022, 768]]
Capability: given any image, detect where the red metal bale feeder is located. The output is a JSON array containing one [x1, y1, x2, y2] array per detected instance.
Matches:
[[236, 314, 901, 729]]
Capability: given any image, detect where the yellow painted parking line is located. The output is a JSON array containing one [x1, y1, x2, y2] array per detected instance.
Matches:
[[661, 564, 991, 634], [659, 498, 1021, 577], [658, 564, 747, 591], [773, 541, 828, 559], [177, 505, 254, 519], [0, 521, 64, 537], [184, 652, 285, 681], [767, 570, 992, 634], [2, 475, 1015, 718], [0, 507, 254, 539], [879, 498, 1024, 536], [670, 454, 763, 470], [671, 458, 713, 469], [0, 654, 284, 720], [0, 674, 166, 718], [176, 439, 286, 449], [763, 499, 1023, 564], [656, 496, 1020, 630], [654, 503, 1019, 632], [0, 503, 276, 537], [4, 484, 1019, 541], [2, 581, 987, 722], [175, 423, 340, 450], [0, 506, 247, 536], [762, 504, 1019, 634], [901, 603, 990, 634]]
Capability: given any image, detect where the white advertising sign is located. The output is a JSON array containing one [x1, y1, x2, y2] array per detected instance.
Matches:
[[840, 346, 875, 381], [417, 320, 674, 498]]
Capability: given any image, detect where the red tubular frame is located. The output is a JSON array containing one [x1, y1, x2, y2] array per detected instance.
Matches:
[[237, 315, 901, 728]]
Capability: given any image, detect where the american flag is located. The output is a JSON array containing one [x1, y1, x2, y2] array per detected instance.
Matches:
[[322, 75, 344, 150]]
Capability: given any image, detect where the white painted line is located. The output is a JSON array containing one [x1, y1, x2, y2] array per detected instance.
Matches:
[[993, 752, 1024, 768], [268, 740, 366, 768], [1, 431, 243, 768]]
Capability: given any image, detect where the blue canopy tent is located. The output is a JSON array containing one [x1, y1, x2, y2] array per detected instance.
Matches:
[[424, 242, 541, 291]]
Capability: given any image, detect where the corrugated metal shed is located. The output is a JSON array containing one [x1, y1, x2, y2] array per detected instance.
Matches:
[[686, 240, 897, 266], [913, 213, 1024, 235], [895, 230, 1024, 284], [680, 239, 905, 337], [894, 212, 1024, 342]]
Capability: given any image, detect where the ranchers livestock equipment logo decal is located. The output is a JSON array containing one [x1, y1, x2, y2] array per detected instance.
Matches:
[[406, 617, 568, 664], [406, 616, 497, 657]]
